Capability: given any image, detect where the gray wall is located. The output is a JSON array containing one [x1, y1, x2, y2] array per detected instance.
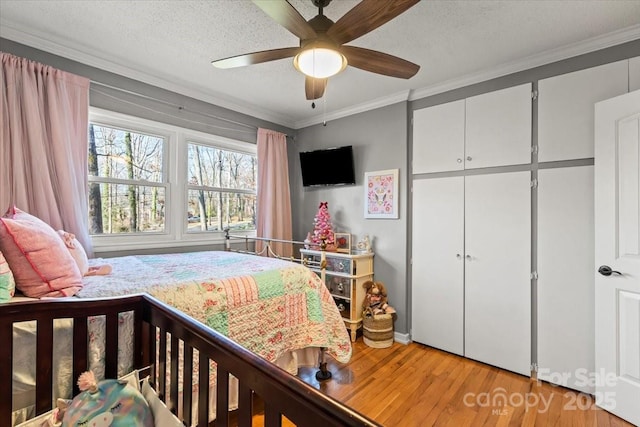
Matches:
[[290, 102, 410, 333]]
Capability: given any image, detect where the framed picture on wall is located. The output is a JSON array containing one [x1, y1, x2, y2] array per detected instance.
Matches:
[[364, 169, 399, 219], [334, 232, 351, 253]]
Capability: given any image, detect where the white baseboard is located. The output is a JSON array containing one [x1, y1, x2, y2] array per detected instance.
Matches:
[[394, 332, 411, 345]]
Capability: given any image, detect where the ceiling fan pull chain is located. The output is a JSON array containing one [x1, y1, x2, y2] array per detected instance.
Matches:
[[311, 75, 316, 109], [323, 88, 327, 126]]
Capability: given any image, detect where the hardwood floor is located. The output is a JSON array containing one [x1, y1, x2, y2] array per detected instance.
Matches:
[[294, 340, 634, 427]]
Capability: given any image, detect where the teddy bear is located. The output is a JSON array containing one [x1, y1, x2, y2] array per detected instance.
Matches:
[[362, 280, 396, 318]]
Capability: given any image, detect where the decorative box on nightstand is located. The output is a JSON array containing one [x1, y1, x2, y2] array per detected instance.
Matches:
[[300, 249, 374, 342]]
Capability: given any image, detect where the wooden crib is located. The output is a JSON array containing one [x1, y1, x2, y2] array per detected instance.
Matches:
[[1, 294, 379, 426]]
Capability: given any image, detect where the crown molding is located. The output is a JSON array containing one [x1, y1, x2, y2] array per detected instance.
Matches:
[[2, 20, 638, 130], [0, 21, 297, 129], [295, 24, 640, 128], [293, 90, 411, 129], [409, 24, 640, 101]]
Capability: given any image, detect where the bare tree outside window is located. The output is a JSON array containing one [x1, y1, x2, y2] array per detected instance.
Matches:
[[87, 118, 256, 239], [186, 142, 257, 233], [88, 124, 165, 234]]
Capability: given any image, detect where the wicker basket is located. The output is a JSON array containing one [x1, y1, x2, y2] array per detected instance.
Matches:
[[363, 313, 394, 348]]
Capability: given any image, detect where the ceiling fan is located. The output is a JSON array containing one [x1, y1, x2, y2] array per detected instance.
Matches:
[[211, 0, 421, 101]]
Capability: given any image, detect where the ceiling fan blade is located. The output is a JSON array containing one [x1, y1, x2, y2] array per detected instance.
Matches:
[[305, 77, 327, 100], [212, 47, 299, 69], [327, 0, 420, 45], [252, 0, 317, 40], [342, 45, 419, 79]]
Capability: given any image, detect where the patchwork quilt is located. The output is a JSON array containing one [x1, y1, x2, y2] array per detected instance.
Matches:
[[79, 251, 352, 364]]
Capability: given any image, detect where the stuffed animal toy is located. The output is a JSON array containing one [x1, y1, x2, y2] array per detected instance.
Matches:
[[57, 230, 112, 277], [362, 280, 396, 318], [61, 371, 153, 427]]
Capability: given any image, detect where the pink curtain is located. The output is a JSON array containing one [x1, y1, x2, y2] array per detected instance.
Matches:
[[1, 52, 92, 255], [256, 128, 292, 258]]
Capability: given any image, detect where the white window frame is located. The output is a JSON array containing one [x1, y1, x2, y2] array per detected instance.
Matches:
[[89, 108, 257, 252], [182, 136, 258, 239]]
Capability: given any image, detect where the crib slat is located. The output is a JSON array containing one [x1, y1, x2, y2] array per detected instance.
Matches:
[[198, 351, 209, 427], [72, 316, 88, 395], [134, 309, 143, 369], [105, 312, 118, 378], [264, 403, 282, 427], [147, 323, 156, 385], [170, 334, 179, 414], [158, 329, 167, 400], [237, 382, 253, 427], [35, 319, 53, 415], [183, 344, 193, 426], [0, 317, 12, 427], [216, 365, 229, 426]]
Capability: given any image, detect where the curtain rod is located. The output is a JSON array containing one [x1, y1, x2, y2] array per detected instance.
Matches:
[[89, 80, 290, 137]]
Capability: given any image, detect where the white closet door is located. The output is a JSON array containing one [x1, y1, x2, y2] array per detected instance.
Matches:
[[413, 100, 465, 174], [538, 60, 628, 162], [465, 83, 532, 169], [465, 171, 531, 376], [411, 177, 464, 355], [538, 166, 594, 393], [630, 57, 640, 92]]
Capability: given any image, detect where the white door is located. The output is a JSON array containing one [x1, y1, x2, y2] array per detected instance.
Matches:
[[538, 60, 628, 162], [412, 100, 465, 174], [411, 177, 464, 355], [464, 83, 532, 169], [464, 171, 531, 376], [537, 166, 594, 393], [594, 89, 640, 426]]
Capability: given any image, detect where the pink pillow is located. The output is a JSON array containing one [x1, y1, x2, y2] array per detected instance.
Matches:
[[57, 230, 89, 276], [0, 207, 83, 298]]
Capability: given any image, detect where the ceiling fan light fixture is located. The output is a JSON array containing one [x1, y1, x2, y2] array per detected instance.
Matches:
[[294, 47, 347, 79]]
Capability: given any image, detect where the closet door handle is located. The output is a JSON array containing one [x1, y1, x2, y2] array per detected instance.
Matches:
[[456, 158, 462, 163], [456, 254, 462, 260], [466, 156, 472, 161], [465, 255, 472, 261], [598, 265, 622, 276]]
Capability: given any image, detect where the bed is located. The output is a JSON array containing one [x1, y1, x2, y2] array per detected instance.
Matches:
[[2, 249, 376, 426]]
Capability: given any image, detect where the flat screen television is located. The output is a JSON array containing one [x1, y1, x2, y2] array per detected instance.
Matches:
[[299, 145, 356, 187]]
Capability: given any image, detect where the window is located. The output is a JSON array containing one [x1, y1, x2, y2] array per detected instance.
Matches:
[[88, 109, 257, 250], [88, 123, 166, 234], [186, 143, 257, 233]]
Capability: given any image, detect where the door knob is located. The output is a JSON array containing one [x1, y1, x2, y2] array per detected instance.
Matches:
[[598, 265, 622, 276], [456, 253, 462, 260], [466, 156, 472, 161], [465, 255, 472, 261], [457, 158, 462, 163]]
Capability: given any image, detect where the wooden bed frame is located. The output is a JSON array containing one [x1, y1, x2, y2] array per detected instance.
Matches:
[[1, 294, 379, 426]]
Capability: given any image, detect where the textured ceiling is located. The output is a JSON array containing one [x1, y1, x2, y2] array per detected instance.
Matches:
[[1, 0, 639, 129]]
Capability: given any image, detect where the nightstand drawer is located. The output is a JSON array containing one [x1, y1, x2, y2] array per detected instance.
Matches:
[[300, 248, 374, 342], [334, 297, 350, 319], [325, 257, 351, 274], [302, 253, 352, 274], [326, 275, 351, 299]]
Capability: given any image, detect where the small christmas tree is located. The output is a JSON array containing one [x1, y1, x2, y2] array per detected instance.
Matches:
[[312, 201, 335, 248]]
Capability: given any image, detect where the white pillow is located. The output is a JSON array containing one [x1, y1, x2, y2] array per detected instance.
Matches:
[[119, 369, 141, 391], [14, 410, 55, 427], [141, 377, 184, 427]]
